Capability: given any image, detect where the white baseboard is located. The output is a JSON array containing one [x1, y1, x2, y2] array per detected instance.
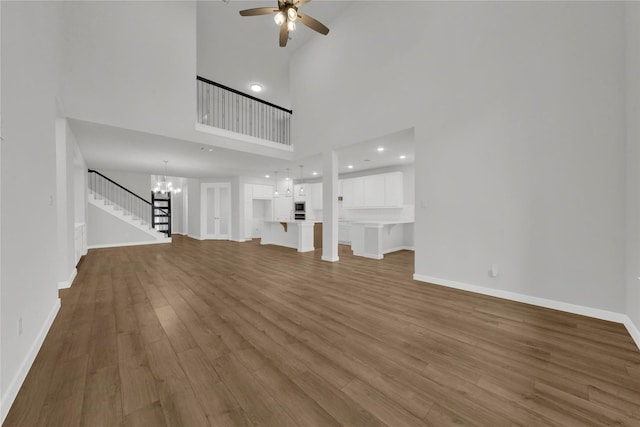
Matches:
[[624, 317, 640, 350], [187, 234, 204, 241], [353, 251, 383, 260], [383, 245, 415, 254], [230, 238, 247, 243], [413, 274, 639, 350], [0, 298, 61, 424], [321, 256, 340, 262], [88, 238, 171, 250], [57, 268, 77, 290]]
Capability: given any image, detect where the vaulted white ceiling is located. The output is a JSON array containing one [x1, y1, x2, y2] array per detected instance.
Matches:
[[72, 0, 414, 179]]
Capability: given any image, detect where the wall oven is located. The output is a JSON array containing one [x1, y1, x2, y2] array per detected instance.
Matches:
[[294, 202, 306, 221]]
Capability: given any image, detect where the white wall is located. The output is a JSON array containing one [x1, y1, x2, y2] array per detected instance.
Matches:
[[626, 2, 640, 335], [62, 1, 290, 160], [187, 178, 201, 238], [196, 1, 291, 108], [98, 169, 151, 202], [56, 119, 83, 288], [73, 141, 88, 225], [87, 204, 157, 247], [1, 1, 64, 421], [291, 2, 628, 315]]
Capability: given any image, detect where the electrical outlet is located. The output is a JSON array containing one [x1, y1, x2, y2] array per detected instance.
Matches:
[[17, 317, 22, 336], [489, 264, 499, 278]]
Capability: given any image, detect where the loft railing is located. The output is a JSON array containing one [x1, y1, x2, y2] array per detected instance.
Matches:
[[196, 76, 292, 146], [88, 169, 153, 226]]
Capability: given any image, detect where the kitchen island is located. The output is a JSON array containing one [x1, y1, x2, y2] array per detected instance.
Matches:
[[350, 220, 414, 259], [261, 220, 321, 253]]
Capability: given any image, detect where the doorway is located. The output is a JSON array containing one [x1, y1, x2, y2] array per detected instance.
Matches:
[[201, 183, 231, 240]]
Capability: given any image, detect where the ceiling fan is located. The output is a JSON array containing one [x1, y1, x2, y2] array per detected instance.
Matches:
[[239, 0, 330, 47]]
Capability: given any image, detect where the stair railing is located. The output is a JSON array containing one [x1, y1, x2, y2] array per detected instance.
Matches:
[[88, 169, 152, 226], [197, 76, 292, 146]]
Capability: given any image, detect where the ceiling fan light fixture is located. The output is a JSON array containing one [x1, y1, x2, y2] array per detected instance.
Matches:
[[287, 20, 296, 32], [287, 7, 297, 21], [274, 11, 285, 26]]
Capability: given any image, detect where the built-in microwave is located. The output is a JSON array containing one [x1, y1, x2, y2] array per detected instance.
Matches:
[[294, 202, 306, 221]]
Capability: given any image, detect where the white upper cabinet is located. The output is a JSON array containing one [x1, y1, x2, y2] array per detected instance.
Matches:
[[384, 172, 403, 207], [309, 182, 323, 210], [293, 184, 306, 202], [274, 196, 292, 220], [253, 184, 273, 200], [363, 174, 385, 207], [340, 172, 403, 209]]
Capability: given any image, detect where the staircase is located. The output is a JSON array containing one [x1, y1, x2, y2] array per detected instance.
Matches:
[[88, 170, 171, 244]]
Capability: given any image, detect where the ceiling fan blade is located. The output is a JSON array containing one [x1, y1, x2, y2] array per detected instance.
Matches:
[[297, 12, 329, 35], [279, 24, 289, 47], [239, 7, 278, 16]]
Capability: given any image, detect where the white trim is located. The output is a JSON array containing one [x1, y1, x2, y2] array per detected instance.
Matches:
[[57, 267, 77, 290], [382, 245, 415, 255], [195, 123, 294, 153], [353, 251, 383, 260], [230, 238, 247, 243], [187, 234, 204, 240], [88, 238, 171, 250], [413, 274, 640, 350], [413, 274, 628, 324], [0, 298, 61, 424], [624, 317, 640, 350], [321, 256, 340, 262], [88, 195, 167, 241]]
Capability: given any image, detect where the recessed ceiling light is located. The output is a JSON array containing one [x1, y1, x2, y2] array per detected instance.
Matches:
[[250, 83, 263, 92], [347, 165, 354, 169], [209, 148, 213, 152], [312, 172, 318, 176], [399, 155, 406, 159], [377, 147, 385, 152], [265, 174, 270, 178]]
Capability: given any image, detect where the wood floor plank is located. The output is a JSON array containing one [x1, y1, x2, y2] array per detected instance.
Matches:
[[5, 236, 640, 427]]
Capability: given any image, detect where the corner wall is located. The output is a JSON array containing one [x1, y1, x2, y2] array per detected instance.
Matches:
[[1, 2, 64, 421], [626, 1, 640, 341], [291, 2, 628, 318]]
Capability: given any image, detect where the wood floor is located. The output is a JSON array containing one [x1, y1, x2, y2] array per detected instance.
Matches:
[[5, 236, 640, 426]]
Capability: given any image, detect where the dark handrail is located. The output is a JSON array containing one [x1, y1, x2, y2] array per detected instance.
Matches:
[[88, 169, 151, 205], [197, 76, 293, 115]]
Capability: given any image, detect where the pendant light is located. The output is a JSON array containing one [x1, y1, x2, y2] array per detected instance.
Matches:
[[298, 165, 305, 196], [286, 168, 291, 196], [274, 171, 279, 196]]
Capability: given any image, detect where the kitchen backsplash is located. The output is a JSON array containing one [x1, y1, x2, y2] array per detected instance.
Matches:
[[309, 204, 415, 222]]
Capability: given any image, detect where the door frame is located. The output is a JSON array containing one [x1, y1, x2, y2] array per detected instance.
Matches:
[[200, 182, 231, 240]]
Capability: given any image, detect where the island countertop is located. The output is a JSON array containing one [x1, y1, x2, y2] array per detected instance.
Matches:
[[263, 220, 322, 224]]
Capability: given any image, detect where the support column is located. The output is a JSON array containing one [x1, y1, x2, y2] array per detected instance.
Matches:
[[322, 150, 339, 262]]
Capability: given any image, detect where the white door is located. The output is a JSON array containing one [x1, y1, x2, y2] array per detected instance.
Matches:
[[201, 183, 231, 239]]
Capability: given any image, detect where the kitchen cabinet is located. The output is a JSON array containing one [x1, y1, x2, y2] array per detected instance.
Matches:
[[384, 173, 403, 207], [338, 221, 351, 244], [340, 172, 403, 208], [342, 177, 364, 208], [274, 196, 292, 220], [253, 184, 273, 200], [363, 174, 385, 207], [293, 184, 306, 202], [310, 183, 323, 210]]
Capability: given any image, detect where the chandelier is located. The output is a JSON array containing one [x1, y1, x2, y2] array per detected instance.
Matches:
[[153, 160, 181, 194]]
